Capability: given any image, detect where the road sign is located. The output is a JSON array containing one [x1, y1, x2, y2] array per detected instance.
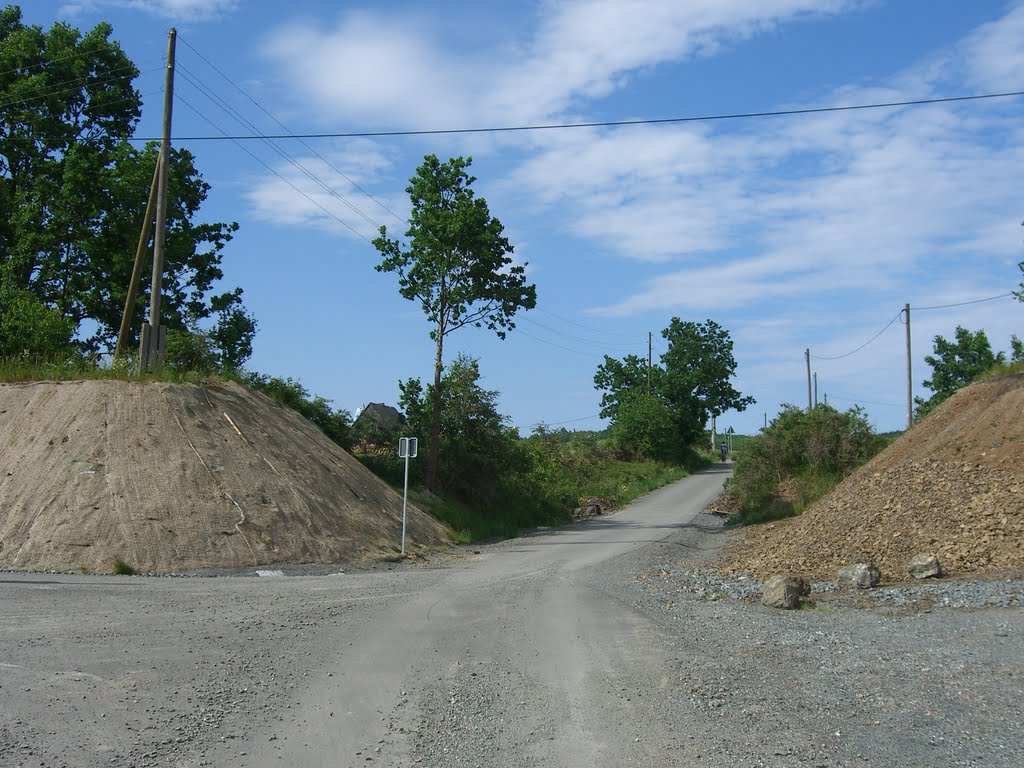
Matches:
[[398, 437, 418, 554]]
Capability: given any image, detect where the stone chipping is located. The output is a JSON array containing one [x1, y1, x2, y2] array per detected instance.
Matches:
[[718, 373, 1024, 582]]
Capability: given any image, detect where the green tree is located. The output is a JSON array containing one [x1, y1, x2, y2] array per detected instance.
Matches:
[[373, 155, 536, 489], [660, 318, 755, 445], [594, 318, 753, 453], [0, 7, 248, 357], [0, 282, 74, 357], [609, 391, 676, 460], [398, 353, 526, 504], [914, 326, 1004, 418]]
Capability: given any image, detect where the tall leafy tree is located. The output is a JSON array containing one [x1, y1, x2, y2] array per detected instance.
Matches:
[[374, 155, 536, 489], [914, 326, 1005, 418], [0, 6, 249, 360], [595, 318, 753, 452], [660, 318, 755, 445]]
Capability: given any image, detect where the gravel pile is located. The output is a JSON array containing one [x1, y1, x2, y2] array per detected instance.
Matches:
[[719, 374, 1024, 581]]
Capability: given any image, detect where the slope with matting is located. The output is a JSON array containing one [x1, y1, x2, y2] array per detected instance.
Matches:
[[0, 380, 450, 573], [719, 373, 1024, 581]]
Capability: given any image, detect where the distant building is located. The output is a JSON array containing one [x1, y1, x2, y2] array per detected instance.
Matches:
[[354, 402, 403, 433]]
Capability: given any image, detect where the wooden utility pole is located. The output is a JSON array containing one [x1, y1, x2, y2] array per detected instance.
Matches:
[[805, 348, 812, 412], [813, 371, 818, 407], [141, 27, 176, 370], [904, 302, 912, 430], [114, 159, 160, 361], [647, 331, 652, 394]]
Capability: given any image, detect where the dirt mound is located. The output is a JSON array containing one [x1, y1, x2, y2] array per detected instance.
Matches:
[[0, 380, 450, 573], [719, 374, 1024, 581]]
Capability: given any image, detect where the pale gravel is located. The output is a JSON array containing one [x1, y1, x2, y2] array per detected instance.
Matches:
[[2, 513, 1021, 768]]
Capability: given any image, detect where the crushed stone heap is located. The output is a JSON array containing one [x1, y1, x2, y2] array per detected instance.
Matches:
[[719, 374, 1024, 581], [0, 380, 450, 573]]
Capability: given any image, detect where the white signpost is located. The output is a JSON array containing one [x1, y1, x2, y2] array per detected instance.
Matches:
[[398, 437, 418, 555]]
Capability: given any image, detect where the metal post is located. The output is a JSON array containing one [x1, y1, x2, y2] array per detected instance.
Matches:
[[401, 451, 409, 555]]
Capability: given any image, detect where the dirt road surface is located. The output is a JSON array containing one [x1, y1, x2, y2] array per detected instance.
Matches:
[[3, 465, 1022, 768]]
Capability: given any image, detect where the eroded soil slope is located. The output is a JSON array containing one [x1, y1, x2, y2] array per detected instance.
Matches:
[[0, 380, 450, 573], [719, 373, 1024, 581]]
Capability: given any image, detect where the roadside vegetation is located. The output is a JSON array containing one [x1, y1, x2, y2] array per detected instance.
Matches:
[[724, 404, 889, 526]]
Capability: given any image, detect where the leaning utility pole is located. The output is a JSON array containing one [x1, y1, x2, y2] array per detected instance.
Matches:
[[140, 28, 176, 371], [114, 159, 160, 361], [805, 348, 812, 412], [904, 302, 912, 431]]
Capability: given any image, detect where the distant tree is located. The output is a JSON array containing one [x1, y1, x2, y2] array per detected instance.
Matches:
[[595, 318, 753, 453], [0, 7, 249, 355], [660, 318, 755, 445], [914, 326, 1004, 419], [1011, 334, 1023, 365], [609, 391, 676, 460], [373, 155, 536, 489]]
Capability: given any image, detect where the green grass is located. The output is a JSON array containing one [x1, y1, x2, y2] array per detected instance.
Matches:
[[112, 559, 135, 575], [0, 353, 220, 385]]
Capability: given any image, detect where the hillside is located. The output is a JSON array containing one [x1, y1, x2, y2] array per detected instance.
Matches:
[[718, 373, 1024, 581], [0, 380, 450, 573]]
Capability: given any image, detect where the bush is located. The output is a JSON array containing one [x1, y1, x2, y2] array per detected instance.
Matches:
[[727, 404, 886, 525]]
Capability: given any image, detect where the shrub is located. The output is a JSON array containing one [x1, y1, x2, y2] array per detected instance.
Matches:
[[727, 404, 886, 525]]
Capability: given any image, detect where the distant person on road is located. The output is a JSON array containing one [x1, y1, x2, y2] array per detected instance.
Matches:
[[720, 442, 728, 462]]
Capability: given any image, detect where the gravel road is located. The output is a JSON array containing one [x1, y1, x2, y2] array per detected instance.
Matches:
[[2, 464, 1021, 767]]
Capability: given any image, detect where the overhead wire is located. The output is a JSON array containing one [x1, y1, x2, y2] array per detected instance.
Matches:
[[177, 34, 407, 227], [0, 63, 159, 111], [175, 62, 380, 231], [518, 315, 641, 351], [129, 89, 1024, 142], [914, 292, 1015, 311], [172, 92, 373, 243], [811, 310, 903, 361]]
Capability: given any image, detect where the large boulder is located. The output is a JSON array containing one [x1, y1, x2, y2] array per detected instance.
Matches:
[[762, 574, 810, 609], [907, 553, 943, 579], [837, 562, 881, 588]]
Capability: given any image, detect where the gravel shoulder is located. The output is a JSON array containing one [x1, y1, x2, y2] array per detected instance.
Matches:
[[2, 486, 1022, 768]]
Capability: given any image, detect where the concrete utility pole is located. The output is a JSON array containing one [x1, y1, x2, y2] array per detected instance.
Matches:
[[905, 303, 912, 431], [141, 28, 176, 370], [805, 348, 812, 412]]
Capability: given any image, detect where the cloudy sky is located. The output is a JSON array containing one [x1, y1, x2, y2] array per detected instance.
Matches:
[[26, 0, 1024, 435]]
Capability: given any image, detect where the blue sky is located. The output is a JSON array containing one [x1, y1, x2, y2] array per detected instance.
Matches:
[[24, 0, 1024, 437]]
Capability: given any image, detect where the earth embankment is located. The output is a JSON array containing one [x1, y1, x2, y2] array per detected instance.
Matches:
[[0, 379, 450, 573]]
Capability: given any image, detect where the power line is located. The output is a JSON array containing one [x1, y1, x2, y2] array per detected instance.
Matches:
[[510, 326, 602, 358], [528, 414, 603, 428], [175, 63, 380, 230], [0, 64, 158, 111], [534, 307, 641, 340], [177, 34, 407, 227], [129, 89, 1024, 142], [812, 311, 903, 361], [518, 315, 640, 351], [173, 93, 374, 243], [915, 292, 1015, 311]]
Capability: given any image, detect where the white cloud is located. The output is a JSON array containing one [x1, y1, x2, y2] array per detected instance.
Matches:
[[59, 0, 237, 21], [263, 0, 856, 128], [961, 2, 1024, 90]]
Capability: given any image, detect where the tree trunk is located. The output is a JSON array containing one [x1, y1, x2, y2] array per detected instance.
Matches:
[[425, 331, 444, 490]]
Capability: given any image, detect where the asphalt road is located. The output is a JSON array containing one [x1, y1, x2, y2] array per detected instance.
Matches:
[[1, 466, 730, 768]]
